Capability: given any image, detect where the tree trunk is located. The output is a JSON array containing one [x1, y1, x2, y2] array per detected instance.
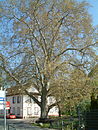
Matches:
[[40, 103, 48, 119], [58, 105, 61, 117], [59, 109, 61, 117], [40, 86, 48, 120]]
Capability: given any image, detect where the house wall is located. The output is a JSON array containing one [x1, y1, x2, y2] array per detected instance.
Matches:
[[23, 95, 59, 118], [7, 93, 59, 118], [6, 95, 23, 118], [23, 95, 41, 118], [48, 96, 59, 116]]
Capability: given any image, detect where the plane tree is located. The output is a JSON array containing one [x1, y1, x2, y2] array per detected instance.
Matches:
[[0, 0, 98, 120]]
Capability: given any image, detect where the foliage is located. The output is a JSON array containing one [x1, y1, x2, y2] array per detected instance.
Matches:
[[0, 0, 97, 119], [51, 68, 92, 116], [0, 77, 3, 88], [77, 100, 91, 114], [88, 64, 98, 93]]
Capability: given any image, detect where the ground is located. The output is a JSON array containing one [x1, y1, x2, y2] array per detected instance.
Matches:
[[0, 118, 54, 130]]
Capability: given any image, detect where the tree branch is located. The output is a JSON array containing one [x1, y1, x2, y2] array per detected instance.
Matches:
[[48, 101, 60, 112], [55, 42, 98, 59], [25, 90, 41, 107]]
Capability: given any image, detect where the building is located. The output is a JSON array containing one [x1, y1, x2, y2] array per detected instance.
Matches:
[[6, 86, 59, 118]]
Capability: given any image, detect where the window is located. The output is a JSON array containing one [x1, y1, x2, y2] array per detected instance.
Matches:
[[17, 107, 20, 115], [12, 97, 16, 104], [13, 107, 15, 114], [27, 107, 32, 115], [34, 107, 39, 115], [55, 107, 58, 112], [50, 109, 54, 114], [17, 96, 21, 103]]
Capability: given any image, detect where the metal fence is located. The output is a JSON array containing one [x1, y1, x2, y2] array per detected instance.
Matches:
[[49, 117, 80, 130], [8, 124, 16, 130], [7, 124, 39, 130], [49, 109, 86, 130]]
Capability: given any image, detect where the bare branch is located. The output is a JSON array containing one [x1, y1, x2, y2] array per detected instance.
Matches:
[[48, 101, 60, 112], [25, 90, 41, 107]]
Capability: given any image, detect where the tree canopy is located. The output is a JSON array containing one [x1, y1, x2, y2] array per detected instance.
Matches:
[[0, 0, 98, 119]]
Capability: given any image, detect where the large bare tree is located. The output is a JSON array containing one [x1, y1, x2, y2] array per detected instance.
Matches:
[[0, 0, 98, 119]]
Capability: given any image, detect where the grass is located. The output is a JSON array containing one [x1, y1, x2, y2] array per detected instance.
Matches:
[[32, 122, 50, 128], [32, 117, 79, 129], [39, 123, 50, 128]]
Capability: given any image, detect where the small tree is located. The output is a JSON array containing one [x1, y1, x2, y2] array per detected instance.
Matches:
[[49, 68, 94, 117]]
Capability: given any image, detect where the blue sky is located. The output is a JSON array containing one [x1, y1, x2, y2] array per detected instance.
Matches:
[[0, 0, 97, 26], [79, 0, 98, 26]]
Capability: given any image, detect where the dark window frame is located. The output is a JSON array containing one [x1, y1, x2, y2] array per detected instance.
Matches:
[[17, 96, 21, 103], [12, 97, 16, 104], [17, 107, 20, 115]]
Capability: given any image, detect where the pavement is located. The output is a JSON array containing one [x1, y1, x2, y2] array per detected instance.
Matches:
[[0, 118, 54, 130]]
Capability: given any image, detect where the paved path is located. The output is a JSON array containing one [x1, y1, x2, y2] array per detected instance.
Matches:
[[0, 118, 54, 130]]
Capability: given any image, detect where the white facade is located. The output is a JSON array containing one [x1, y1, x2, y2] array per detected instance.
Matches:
[[6, 95, 23, 118], [7, 94, 59, 118]]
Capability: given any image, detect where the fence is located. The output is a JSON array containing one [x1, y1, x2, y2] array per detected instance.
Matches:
[[49, 117, 80, 130], [7, 124, 36, 130], [49, 109, 86, 130], [8, 124, 16, 130]]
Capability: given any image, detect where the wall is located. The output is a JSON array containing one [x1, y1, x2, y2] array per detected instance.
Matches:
[[23, 95, 41, 118], [7, 93, 59, 118], [7, 95, 23, 118]]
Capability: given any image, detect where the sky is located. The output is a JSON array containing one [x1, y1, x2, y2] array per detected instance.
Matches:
[[0, 0, 97, 26], [79, 0, 98, 26]]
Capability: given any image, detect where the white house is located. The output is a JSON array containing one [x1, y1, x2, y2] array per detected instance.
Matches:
[[6, 86, 59, 118]]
